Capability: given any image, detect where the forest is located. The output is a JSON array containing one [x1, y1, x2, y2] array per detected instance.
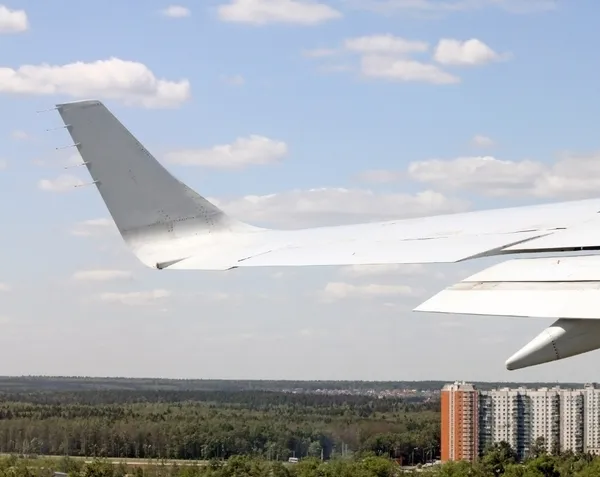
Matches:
[[0, 383, 439, 463]]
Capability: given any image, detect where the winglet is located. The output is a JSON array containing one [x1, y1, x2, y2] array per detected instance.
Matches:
[[55, 99, 261, 268]]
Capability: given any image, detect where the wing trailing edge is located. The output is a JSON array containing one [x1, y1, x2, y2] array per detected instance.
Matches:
[[415, 254, 600, 319]]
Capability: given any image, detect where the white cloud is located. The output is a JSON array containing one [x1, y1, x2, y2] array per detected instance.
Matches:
[[305, 35, 460, 84], [434, 38, 508, 66], [0, 282, 11, 292], [321, 281, 417, 301], [0, 57, 190, 108], [407, 152, 600, 199], [10, 129, 30, 141], [160, 5, 191, 17], [350, 0, 557, 15], [470, 134, 495, 148], [70, 218, 115, 237], [217, 0, 342, 25], [38, 174, 85, 192], [98, 289, 171, 306], [344, 35, 428, 55], [0, 5, 28, 33], [360, 55, 459, 84], [210, 187, 468, 227], [72, 269, 133, 282], [165, 135, 288, 168], [220, 74, 245, 86], [408, 156, 544, 193]]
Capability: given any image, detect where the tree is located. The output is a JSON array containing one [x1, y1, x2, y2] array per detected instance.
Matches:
[[480, 441, 517, 475], [527, 437, 546, 460]]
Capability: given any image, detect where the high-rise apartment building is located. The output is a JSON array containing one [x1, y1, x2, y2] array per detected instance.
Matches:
[[441, 382, 598, 462], [441, 381, 479, 462]]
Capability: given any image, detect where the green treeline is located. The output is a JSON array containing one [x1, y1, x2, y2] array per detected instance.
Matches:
[[0, 377, 584, 392], [0, 390, 439, 463], [3, 450, 600, 477]]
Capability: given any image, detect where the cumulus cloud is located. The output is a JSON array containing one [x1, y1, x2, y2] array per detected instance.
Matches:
[[434, 38, 509, 66], [0, 5, 27, 33], [72, 269, 133, 282], [347, 35, 457, 84], [407, 152, 600, 199], [160, 5, 191, 17], [70, 218, 115, 237], [38, 174, 84, 192], [217, 0, 342, 25], [470, 134, 495, 148], [165, 135, 288, 168], [210, 187, 468, 227], [305, 34, 506, 83], [321, 281, 418, 301], [0, 57, 191, 108], [98, 289, 171, 306], [360, 55, 459, 84], [304, 34, 456, 84]]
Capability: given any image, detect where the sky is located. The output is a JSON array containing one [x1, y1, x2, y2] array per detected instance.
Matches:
[[2, 0, 600, 383]]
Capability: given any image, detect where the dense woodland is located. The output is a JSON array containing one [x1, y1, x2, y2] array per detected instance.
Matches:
[[0, 383, 439, 463]]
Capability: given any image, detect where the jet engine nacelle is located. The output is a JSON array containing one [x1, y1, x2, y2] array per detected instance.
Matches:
[[506, 318, 600, 370]]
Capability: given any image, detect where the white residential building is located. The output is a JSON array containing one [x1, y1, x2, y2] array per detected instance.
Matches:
[[443, 382, 598, 461], [583, 383, 600, 454], [559, 388, 584, 453]]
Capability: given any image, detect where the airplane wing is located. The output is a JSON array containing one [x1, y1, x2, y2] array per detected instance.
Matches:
[[53, 99, 600, 272], [53, 99, 600, 371]]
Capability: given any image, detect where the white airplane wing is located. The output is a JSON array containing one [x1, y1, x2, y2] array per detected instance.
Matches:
[[54, 99, 600, 371]]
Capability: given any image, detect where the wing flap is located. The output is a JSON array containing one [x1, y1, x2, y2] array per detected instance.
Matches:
[[415, 255, 600, 319], [503, 218, 600, 252]]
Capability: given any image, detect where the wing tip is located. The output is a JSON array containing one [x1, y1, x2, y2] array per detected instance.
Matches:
[[55, 99, 103, 110]]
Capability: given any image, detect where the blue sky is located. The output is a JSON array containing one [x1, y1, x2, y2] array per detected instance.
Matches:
[[2, 0, 600, 382]]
